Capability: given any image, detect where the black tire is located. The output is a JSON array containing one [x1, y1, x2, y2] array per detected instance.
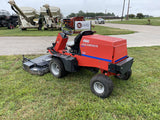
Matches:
[[44, 28, 48, 30], [49, 58, 66, 78], [115, 69, 132, 80], [21, 28, 27, 30], [90, 74, 113, 98]]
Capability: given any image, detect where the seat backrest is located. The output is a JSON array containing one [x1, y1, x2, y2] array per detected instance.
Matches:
[[73, 31, 94, 53]]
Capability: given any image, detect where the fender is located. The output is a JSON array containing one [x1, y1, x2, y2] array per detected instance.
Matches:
[[51, 53, 78, 72]]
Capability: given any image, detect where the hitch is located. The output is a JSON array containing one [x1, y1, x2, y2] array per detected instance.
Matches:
[[22, 55, 31, 63]]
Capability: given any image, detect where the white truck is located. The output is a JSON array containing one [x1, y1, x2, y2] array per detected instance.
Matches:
[[95, 18, 105, 24]]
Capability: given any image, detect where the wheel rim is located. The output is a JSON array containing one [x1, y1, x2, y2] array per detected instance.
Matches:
[[93, 82, 104, 94], [51, 62, 60, 75]]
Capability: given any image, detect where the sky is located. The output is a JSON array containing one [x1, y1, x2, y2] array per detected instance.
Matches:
[[1, 0, 160, 17]]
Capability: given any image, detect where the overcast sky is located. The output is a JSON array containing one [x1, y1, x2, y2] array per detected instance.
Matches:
[[1, 0, 160, 17]]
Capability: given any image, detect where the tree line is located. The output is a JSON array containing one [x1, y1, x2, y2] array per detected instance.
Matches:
[[67, 10, 152, 19], [67, 10, 115, 18], [128, 13, 152, 19]]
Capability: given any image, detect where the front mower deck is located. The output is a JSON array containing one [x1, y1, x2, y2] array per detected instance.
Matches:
[[23, 55, 52, 75]]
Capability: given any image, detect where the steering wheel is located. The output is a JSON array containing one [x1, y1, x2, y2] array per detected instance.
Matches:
[[61, 27, 73, 35]]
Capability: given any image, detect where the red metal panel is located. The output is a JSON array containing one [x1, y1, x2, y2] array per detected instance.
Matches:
[[54, 33, 68, 51], [76, 34, 128, 70], [75, 55, 109, 71], [113, 44, 128, 63]]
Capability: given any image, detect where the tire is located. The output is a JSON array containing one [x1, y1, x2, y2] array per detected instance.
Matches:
[[49, 58, 66, 78], [90, 74, 113, 98], [115, 69, 132, 80], [21, 28, 27, 30], [44, 28, 48, 30]]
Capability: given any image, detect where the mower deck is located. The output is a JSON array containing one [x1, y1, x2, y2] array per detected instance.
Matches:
[[23, 55, 52, 75]]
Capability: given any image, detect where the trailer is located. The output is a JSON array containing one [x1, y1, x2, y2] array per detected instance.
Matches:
[[63, 16, 85, 29]]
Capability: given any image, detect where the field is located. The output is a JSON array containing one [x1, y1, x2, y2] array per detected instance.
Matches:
[[0, 46, 160, 120], [107, 17, 160, 26], [0, 25, 134, 36]]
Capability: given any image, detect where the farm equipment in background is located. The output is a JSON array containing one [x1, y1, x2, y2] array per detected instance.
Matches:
[[23, 28, 134, 98], [8, 0, 62, 30], [40, 4, 61, 30], [8, 0, 41, 30], [0, 9, 18, 29], [63, 16, 85, 29]]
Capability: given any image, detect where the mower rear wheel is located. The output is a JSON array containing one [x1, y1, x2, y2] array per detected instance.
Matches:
[[49, 58, 66, 78], [115, 69, 132, 80], [90, 74, 113, 98]]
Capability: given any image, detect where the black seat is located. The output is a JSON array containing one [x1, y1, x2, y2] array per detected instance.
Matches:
[[70, 31, 94, 54]]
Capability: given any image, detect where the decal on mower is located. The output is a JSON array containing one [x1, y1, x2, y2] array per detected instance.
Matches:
[[82, 54, 128, 63], [81, 43, 98, 48], [83, 39, 90, 43], [82, 54, 112, 62], [115, 55, 128, 63]]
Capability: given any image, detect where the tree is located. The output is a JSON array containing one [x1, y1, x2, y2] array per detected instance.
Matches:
[[67, 13, 76, 18], [95, 12, 105, 16], [66, 10, 116, 18], [136, 13, 144, 19], [129, 14, 135, 18], [87, 12, 96, 18], [77, 10, 85, 17]]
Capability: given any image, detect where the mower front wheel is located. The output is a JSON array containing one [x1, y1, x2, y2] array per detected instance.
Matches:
[[49, 58, 66, 78], [90, 74, 113, 98]]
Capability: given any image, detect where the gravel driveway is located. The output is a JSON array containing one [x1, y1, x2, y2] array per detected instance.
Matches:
[[0, 23, 160, 55], [103, 23, 160, 47], [101, 23, 160, 47]]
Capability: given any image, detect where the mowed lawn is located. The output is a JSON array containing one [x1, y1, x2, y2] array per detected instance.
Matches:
[[0, 25, 134, 36], [0, 46, 160, 120], [107, 17, 160, 26]]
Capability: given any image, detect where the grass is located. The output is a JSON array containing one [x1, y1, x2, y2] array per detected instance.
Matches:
[[107, 18, 160, 26], [93, 25, 134, 35], [0, 25, 134, 36], [0, 46, 160, 119]]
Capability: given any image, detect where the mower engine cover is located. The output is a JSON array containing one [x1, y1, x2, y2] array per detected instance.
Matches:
[[79, 34, 129, 72], [23, 55, 52, 75]]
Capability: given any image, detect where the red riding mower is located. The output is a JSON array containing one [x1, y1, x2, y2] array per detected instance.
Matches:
[[23, 28, 134, 98]]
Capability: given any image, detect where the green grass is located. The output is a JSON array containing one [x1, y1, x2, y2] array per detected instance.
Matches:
[[0, 46, 160, 120], [0, 25, 134, 36], [93, 25, 134, 35], [108, 18, 160, 26], [0, 28, 60, 36]]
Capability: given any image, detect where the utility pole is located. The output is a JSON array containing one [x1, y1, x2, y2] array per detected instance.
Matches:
[[121, 0, 126, 21], [126, 0, 130, 20], [105, 9, 107, 14]]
